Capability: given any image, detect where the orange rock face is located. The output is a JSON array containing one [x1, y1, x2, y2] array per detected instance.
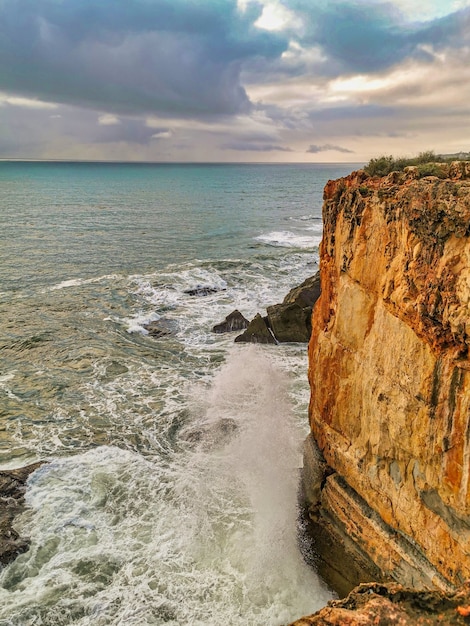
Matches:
[[289, 582, 470, 626], [307, 163, 470, 589]]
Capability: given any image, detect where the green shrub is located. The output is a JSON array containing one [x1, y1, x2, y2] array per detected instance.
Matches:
[[364, 151, 453, 176]]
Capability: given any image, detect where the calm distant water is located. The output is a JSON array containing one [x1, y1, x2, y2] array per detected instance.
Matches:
[[0, 162, 355, 626]]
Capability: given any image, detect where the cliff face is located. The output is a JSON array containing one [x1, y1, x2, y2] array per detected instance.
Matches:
[[305, 162, 470, 591]]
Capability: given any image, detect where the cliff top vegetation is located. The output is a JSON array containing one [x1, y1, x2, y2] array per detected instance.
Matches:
[[364, 150, 470, 177]]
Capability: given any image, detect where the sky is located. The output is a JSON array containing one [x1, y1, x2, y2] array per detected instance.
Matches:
[[1, 0, 469, 163]]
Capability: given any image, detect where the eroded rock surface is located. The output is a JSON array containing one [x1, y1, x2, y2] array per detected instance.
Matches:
[[305, 163, 470, 589], [289, 582, 470, 625], [0, 462, 42, 565]]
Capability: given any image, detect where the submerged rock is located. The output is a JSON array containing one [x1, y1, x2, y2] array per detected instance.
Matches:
[[212, 310, 249, 334], [184, 286, 224, 297], [0, 462, 43, 566], [234, 313, 277, 344], [289, 582, 470, 625], [143, 320, 173, 338]]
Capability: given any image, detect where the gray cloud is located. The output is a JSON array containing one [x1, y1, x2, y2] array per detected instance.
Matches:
[[1, 1, 469, 161], [307, 144, 354, 154], [284, 1, 470, 75], [0, 0, 287, 116]]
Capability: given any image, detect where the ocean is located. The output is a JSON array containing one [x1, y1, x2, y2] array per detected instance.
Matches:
[[0, 161, 355, 626]]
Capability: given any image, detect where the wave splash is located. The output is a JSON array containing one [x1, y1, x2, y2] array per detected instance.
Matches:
[[0, 348, 331, 625]]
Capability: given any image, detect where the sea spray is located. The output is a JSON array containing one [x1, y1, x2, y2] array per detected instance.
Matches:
[[0, 347, 331, 626]]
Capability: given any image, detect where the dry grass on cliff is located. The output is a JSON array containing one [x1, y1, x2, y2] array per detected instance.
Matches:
[[364, 150, 468, 177]]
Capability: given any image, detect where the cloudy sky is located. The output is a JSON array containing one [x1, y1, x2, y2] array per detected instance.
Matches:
[[1, 0, 469, 162]]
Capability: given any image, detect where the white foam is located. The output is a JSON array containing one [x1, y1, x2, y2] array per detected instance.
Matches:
[[49, 274, 124, 291], [122, 311, 161, 334], [0, 349, 332, 625], [255, 230, 320, 249]]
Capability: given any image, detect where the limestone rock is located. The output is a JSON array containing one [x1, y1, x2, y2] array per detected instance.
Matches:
[[234, 313, 277, 344], [212, 310, 249, 333], [0, 462, 43, 565], [306, 162, 470, 589], [289, 582, 470, 625]]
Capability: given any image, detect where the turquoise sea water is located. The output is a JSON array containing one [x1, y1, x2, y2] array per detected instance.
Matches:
[[0, 162, 355, 625]]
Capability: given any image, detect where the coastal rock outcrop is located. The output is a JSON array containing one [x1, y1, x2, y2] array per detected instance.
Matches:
[[212, 309, 249, 333], [235, 273, 320, 343], [303, 163, 470, 592], [0, 462, 42, 565], [289, 582, 470, 625]]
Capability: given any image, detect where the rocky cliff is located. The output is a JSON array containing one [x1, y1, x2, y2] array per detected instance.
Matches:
[[303, 161, 470, 595]]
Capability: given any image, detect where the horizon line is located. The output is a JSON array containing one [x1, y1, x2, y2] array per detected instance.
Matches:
[[0, 157, 366, 165]]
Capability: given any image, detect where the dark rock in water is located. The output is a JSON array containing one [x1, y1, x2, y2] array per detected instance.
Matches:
[[212, 310, 249, 334], [235, 271, 321, 344], [0, 462, 43, 566], [266, 302, 312, 343], [184, 286, 224, 297], [283, 273, 321, 308], [143, 320, 172, 338], [234, 313, 277, 344]]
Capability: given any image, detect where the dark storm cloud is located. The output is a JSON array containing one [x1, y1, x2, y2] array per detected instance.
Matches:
[[0, 0, 288, 116], [286, 1, 470, 75], [306, 143, 354, 154]]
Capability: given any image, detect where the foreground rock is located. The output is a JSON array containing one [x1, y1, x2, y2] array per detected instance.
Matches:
[[289, 582, 470, 625], [212, 310, 249, 333], [234, 313, 277, 344], [235, 273, 320, 343], [0, 462, 42, 565], [304, 163, 470, 591]]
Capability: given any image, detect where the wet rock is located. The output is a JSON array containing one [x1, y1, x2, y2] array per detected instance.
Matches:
[[143, 320, 172, 338], [234, 313, 277, 344], [0, 462, 43, 566], [283, 273, 321, 308], [289, 582, 470, 625], [212, 310, 250, 334], [266, 302, 311, 342], [184, 286, 224, 297], [235, 272, 321, 344]]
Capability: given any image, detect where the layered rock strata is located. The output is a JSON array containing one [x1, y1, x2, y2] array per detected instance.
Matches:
[[289, 581, 470, 625], [304, 162, 470, 592]]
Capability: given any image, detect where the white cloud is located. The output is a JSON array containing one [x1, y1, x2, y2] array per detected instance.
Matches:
[[0, 93, 57, 109], [254, 1, 302, 32], [98, 114, 121, 126], [151, 130, 172, 139]]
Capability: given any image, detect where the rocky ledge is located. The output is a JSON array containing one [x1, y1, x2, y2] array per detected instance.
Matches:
[[0, 462, 42, 565], [303, 162, 470, 597], [289, 582, 470, 625]]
